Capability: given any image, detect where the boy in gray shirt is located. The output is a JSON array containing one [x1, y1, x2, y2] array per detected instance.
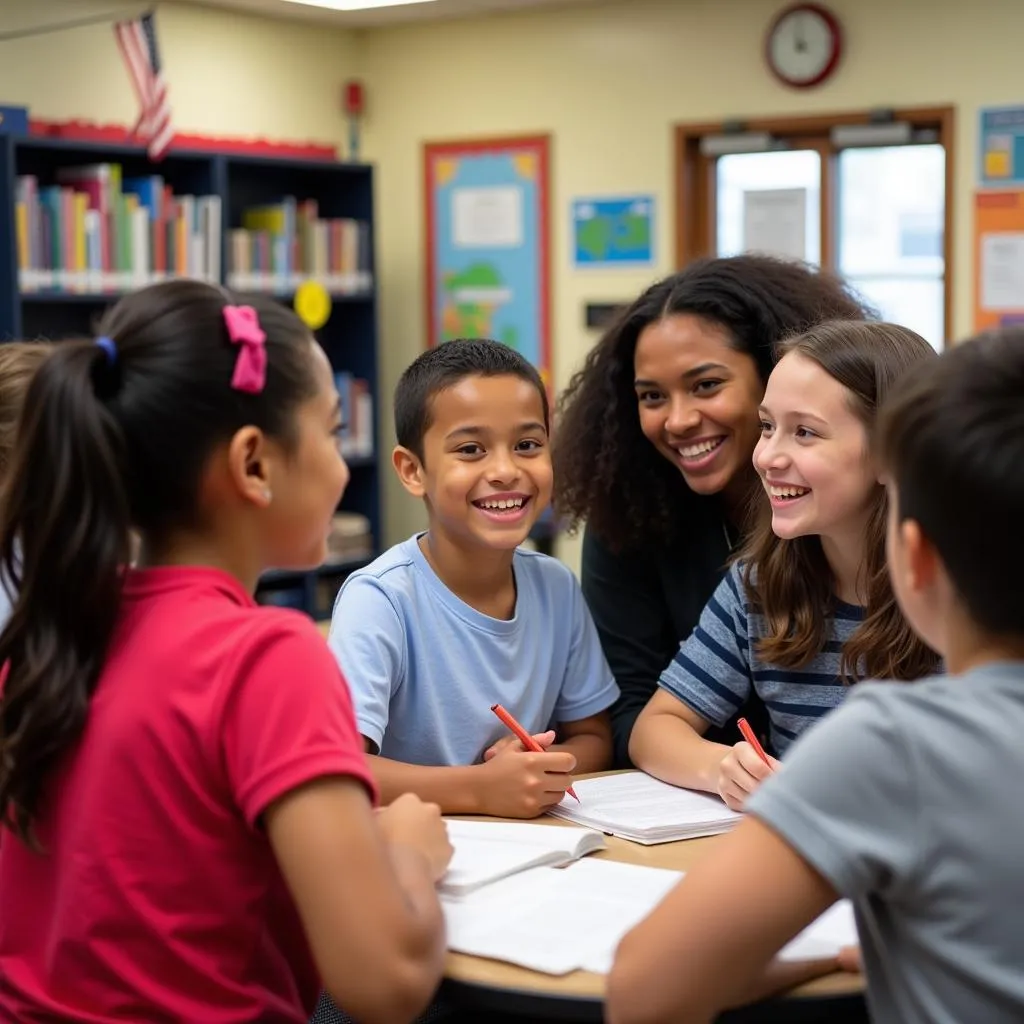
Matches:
[[606, 327, 1024, 1024]]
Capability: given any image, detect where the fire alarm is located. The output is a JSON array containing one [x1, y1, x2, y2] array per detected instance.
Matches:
[[343, 81, 365, 117]]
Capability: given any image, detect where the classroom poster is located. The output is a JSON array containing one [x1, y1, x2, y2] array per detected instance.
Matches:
[[973, 189, 1024, 331], [572, 196, 654, 267], [424, 135, 551, 389], [979, 106, 1024, 188]]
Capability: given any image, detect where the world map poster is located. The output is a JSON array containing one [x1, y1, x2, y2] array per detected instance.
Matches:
[[424, 135, 551, 390]]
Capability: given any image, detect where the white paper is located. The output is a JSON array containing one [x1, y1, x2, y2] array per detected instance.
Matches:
[[442, 858, 683, 975], [778, 900, 858, 962], [981, 232, 1024, 311], [547, 771, 741, 843], [452, 186, 523, 248], [445, 859, 858, 977], [441, 820, 604, 895], [743, 187, 807, 261]]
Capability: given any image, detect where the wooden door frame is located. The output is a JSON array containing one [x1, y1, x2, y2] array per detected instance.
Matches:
[[674, 106, 955, 340]]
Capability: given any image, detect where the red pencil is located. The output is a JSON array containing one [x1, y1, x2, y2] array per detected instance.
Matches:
[[737, 717, 772, 769], [490, 703, 580, 802]]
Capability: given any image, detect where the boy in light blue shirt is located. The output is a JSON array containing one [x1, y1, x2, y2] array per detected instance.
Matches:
[[329, 339, 618, 818]]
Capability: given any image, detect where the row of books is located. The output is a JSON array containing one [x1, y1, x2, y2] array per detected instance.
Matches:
[[15, 163, 221, 293], [336, 372, 374, 460], [226, 198, 372, 295]]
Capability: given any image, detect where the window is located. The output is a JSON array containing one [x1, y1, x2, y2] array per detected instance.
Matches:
[[675, 108, 954, 349]]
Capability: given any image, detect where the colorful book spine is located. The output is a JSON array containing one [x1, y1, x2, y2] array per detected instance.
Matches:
[[228, 196, 372, 295], [15, 163, 221, 294], [333, 372, 374, 459]]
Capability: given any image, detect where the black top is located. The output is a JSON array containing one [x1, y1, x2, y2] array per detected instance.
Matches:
[[581, 504, 767, 768]]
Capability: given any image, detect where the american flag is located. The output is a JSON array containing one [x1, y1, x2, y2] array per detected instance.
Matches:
[[114, 12, 173, 161]]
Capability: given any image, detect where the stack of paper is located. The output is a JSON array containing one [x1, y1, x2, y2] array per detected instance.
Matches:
[[440, 820, 606, 896], [443, 858, 683, 974], [443, 855, 859, 976], [547, 772, 742, 844]]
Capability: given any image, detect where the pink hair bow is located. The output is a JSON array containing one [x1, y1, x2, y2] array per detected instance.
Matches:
[[223, 305, 267, 395]]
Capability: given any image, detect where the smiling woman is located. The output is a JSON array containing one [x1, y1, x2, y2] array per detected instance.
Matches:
[[552, 255, 873, 766]]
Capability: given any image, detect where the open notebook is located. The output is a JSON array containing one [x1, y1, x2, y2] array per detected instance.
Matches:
[[443, 856, 858, 975], [547, 771, 742, 844], [440, 819, 606, 896]]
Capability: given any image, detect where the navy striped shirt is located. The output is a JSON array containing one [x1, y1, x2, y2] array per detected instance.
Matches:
[[658, 562, 863, 755]]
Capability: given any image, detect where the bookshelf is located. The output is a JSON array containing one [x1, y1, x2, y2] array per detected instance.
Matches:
[[0, 134, 381, 621]]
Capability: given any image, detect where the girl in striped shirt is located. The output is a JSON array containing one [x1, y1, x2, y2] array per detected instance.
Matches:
[[630, 319, 941, 809]]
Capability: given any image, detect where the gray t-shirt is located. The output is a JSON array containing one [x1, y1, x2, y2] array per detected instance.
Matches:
[[748, 662, 1024, 1024]]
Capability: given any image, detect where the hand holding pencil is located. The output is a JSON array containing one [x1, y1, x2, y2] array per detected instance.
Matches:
[[473, 703, 579, 818], [716, 717, 782, 812]]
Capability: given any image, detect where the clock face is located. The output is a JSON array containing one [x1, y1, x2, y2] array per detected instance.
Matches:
[[767, 4, 841, 88]]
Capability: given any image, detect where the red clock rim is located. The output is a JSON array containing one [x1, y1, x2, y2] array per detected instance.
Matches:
[[765, 1, 843, 89]]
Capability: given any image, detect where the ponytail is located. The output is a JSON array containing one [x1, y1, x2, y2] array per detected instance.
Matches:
[[0, 277, 320, 844], [0, 341, 132, 845]]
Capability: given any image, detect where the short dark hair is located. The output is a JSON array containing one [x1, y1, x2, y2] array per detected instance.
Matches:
[[877, 328, 1024, 636], [394, 339, 548, 461], [0, 279, 318, 844], [552, 254, 873, 551]]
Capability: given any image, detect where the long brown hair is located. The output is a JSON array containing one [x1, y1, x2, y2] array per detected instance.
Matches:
[[740, 320, 941, 682]]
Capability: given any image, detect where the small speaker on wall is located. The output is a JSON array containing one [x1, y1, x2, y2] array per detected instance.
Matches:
[[584, 303, 627, 330]]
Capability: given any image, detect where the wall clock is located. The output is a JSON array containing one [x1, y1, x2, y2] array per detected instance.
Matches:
[[765, 3, 843, 89]]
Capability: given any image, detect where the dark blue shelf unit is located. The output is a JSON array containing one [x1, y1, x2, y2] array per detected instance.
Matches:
[[0, 135, 381, 620]]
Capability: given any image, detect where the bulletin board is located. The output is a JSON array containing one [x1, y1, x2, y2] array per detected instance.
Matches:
[[974, 190, 1024, 332], [424, 135, 551, 389]]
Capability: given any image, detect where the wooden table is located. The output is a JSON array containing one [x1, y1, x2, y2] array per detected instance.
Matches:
[[441, 776, 865, 1022]]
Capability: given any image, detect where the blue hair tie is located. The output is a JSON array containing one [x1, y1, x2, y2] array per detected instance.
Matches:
[[95, 336, 117, 366]]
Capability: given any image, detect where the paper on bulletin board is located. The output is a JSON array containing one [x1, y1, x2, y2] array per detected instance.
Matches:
[[742, 188, 807, 262], [424, 135, 551, 391], [974, 190, 1024, 331], [453, 186, 523, 248], [572, 196, 654, 266], [979, 106, 1024, 188]]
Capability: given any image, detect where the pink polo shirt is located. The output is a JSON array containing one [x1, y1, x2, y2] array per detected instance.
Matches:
[[0, 566, 375, 1023]]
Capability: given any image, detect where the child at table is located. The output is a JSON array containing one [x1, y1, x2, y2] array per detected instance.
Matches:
[[630, 320, 940, 809], [329, 339, 619, 817], [0, 281, 450, 1023], [608, 327, 1024, 1024]]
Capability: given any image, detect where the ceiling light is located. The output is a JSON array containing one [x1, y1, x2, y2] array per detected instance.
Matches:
[[280, 0, 439, 10]]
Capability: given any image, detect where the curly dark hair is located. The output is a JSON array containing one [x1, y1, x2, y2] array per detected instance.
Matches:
[[552, 255, 873, 551]]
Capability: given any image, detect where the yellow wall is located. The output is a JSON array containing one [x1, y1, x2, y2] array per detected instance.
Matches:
[[359, 0, 1022, 570], [0, 0, 355, 142], [3, 0, 1021, 571]]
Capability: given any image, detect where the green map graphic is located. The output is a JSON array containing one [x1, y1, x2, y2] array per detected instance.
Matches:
[[576, 209, 651, 261], [441, 262, 519, 349]]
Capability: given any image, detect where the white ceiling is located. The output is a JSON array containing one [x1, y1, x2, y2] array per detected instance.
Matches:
[[177, 0, 609, 29]]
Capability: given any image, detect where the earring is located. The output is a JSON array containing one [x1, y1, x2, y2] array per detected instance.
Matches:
[[262, 487, 273, 503]]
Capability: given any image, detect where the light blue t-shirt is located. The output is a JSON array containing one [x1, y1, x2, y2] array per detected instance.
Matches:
[[328, 534, 620, 766]]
